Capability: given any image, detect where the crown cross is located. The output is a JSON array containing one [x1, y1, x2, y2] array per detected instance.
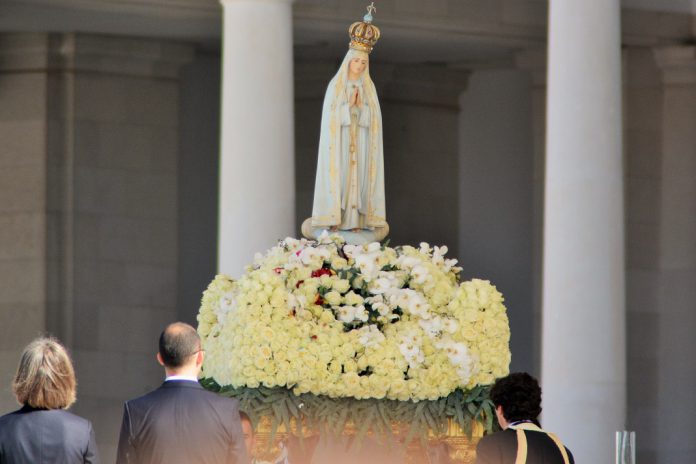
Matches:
[[366, 2, 376, 16], [364, 2, 376, 23]]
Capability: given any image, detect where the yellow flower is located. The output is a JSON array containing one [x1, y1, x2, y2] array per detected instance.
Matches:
[[197, 237, 510, 401], [324, 291, 342, 306], [332, 279, 351, 293]]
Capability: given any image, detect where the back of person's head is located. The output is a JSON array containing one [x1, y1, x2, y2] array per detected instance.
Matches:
[[158, 322, 201, 368], [489, 372, 542, 422], [240, 411, 252, 427], [239, 411, 255, 455], [12, 337, 77, 409]]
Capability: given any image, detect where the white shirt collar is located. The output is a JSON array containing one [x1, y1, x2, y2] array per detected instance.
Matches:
[[164, 374, 199, 383]]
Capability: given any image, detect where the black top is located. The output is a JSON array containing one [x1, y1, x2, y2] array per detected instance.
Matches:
[[0, 405, 99, 464], [116, 380, 249, 464], [476, 428, 574, 464]]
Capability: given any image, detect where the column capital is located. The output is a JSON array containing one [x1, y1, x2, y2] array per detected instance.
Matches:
[[653, 46, 696, 85]]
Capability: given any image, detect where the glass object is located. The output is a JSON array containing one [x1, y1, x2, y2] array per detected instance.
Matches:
[[616, 431, 636, 464]]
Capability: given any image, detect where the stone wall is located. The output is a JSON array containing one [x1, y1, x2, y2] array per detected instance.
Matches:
[[625, 45, 696, 463], [0, 32, 192, 462], [459, 69, 536, 375]]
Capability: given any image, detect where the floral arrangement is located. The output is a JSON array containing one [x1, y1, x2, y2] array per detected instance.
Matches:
[[197, 234, 510, 409]]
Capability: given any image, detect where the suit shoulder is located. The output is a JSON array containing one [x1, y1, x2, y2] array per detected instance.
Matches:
[[476, 430, 517, 457], [477, 429, 517, 446], [56, 409, 92, 428], [202, 390, 240, 408], [0, 409, 21, 428]]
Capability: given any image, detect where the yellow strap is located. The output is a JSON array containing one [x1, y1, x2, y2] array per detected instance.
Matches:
[[515, 429, 528, 464], [547, 432, 571, 464], [509, 424, 570, 464]]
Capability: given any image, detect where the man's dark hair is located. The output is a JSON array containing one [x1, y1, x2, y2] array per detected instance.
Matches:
[[489, 372, 542, 423], [158, 322, 201, 368]]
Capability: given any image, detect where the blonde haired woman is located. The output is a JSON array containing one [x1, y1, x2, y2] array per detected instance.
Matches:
[[0, 337, 99, 463]]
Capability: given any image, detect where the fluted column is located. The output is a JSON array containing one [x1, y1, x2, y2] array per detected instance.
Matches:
[[542, 1, 625, 462], [218, 0, 295, 276]]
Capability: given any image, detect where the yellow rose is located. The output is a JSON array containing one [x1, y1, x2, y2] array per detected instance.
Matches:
[[344, 291, 364, 306], [324, 291, 342, 306], [331, 257, 349, 269], [332, 279, 350, 293]]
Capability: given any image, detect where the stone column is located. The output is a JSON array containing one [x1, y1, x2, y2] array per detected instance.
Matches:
[[458, 67, 535, 374], [379, 64, 468, 256], [0, 32, 193, 461], [0, 34, 52, 413], [651, 46, 696, 464], [218, 0, 295, 276], [542, 1, 625, 462], [515, 48, 547, 376]]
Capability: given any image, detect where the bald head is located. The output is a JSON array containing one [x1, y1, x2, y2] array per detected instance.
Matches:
[[158, 322, 201, 368]]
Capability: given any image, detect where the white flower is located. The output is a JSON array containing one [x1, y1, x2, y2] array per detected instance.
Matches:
[[354, 305, 369, 322], [419, 316, 444, 339], [336, 305, 357, 323], [411, 265, 430, 285], [216, 292, 237, 324], [357, 325, 385, 347], [317, 230, 331, 244], [396, 255, 420, 270], [299, 247, 319, 266], [344, 243, 382, 282], [368, 271, 400, 295], [443, 258, 458, 272], [432, 245, 448, 265], [399, 341, 424, 369], [396, 289, 430, 319], [365, 295, 392, 317]]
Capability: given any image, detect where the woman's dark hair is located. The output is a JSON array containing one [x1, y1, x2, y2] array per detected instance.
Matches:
[[489, 372, 542, 422]]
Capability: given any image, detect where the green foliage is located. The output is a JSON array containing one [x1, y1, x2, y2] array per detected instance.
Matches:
[[201, 378, 495, 444]]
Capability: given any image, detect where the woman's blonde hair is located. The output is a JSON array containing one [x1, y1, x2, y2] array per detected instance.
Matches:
[[12, 337, 77, 409]]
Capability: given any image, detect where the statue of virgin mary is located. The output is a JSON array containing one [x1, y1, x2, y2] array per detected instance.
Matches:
[[303, 5, 388, 243]]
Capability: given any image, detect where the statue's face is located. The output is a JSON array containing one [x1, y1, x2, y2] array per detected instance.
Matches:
[[349, 56, 368, 76]]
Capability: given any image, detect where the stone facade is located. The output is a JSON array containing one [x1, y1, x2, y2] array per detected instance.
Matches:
[[0, 1, 695, 463], [0, 32, 193, 460]]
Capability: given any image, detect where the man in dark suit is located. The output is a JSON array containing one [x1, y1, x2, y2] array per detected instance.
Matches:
[[475, 373, 574, 464], [116, 322, 248, 464]]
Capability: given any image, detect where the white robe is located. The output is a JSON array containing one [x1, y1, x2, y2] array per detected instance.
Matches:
[[311, 49, 386, 230]]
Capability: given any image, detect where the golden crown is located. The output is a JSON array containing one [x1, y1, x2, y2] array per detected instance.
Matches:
[[349, 3, 381, 54]]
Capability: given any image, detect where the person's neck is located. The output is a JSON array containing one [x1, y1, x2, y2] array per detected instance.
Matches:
[[164, 365, 199, 379], [506, 419, 536, 429], [348, 72, 361, 81]]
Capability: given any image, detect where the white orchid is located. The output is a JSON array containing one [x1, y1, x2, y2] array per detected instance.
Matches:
[[410, 265, 430, 285], [357, 325, 385, 347], [368, 271, 400, 294], [399, 340, 425, 369]]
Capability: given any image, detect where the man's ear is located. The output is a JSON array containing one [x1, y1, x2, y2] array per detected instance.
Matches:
[[196, 350, 205, 367], [156, 352, 165, 366]]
